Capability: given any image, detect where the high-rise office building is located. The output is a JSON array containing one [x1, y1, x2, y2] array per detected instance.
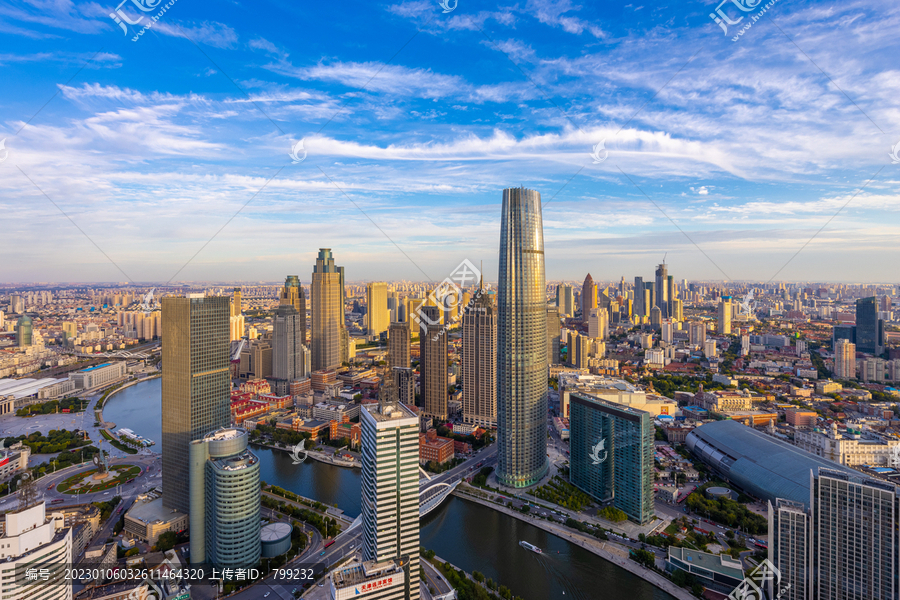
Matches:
[[367, 282, 389, 339], [15, 315, 32, 347], [833, 339, 856, 379], [312, 249, 343, 372], [556, 284, 575, 317], [272, 305, 308, 393], [189, 428, 261, 569], [232, 287, 242, 317], [388, 321, 410, 369], [161, 294, 231, 514], [419, 305, 447, 421], [569, 393, 654, 524], [279, 276, 307, 345], [497, 187, 548, 488], [546, 307, 561, 367], [573, 334, 591, 369], [462, 288, 496, 429], [769, 468, 899, 600], [633, 277, 644, 317], [718, 297, 732, 335], [581, 274, 596, 322], [588, 308, 607, 340], [689, 322, 706, 347], [671, 298, 683, 322], [666, 274, 675, 318], [360, 400, 420, 600], [655, 263, 668, 319], [856, 296, 883, 355], [649, 306, 662, 328]]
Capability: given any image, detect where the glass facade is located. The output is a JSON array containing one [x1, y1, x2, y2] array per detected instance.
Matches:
[[856, 296, 882, 355], [312, 249, 343, 371], [497, 187, 548, 488], [569, 393, 654, 524], [161, 295, 231, 514]]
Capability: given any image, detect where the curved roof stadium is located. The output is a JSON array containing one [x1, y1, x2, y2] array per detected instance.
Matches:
[[686, 420, 859, 507]]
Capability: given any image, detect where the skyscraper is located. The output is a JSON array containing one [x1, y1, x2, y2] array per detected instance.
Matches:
[[856, 296, 883, 355], [462, 286, 497, 429], [655, 263, 668, 319], [189, 428, 261, 569], [546, 306, 561, 367], [15, 315, 32, 347], [161, 294, 231, 514], [588, 308, 607, 340], [569, 393, 654, 524], [367, 282, 389, 339], [556, 284, 575, 317], [633, 277, 644, 317], [360, 400, 420, 600], [272, 304, 308, 393], [833, 339, 856, 379], [279, 275, 307, 345], [388, 321, 410, 369], [497, 187, 548, 488], [718, 297, 732, 335], [312, 249, 343, 372], [581, 274, 596, 322], [419, 305, 447, 421]]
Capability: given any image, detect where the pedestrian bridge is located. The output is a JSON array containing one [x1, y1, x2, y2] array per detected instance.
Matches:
[[419, 479, 459, 518]]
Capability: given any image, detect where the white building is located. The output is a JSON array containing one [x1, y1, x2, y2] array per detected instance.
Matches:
[[0, 502, 73, 600], [69, 362, 127, 390], [794, 423, 900, 467], [360, 402, 420, 600], [329, 559, 406, 600]]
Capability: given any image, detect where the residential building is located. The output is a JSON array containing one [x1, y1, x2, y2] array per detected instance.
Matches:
[[569, 392, 654, 524], [419, 305, 447, 421], [161, 294, 231, 514], [388, 321, 410, 369], [189, 428, 261, 569], [794, 423, 900, 466], [497, 187, 548, 488], [394, 367, 415, 407], [367, 282, 389, 339], [557, 284, 575, 317], [833, 339, 856, 379], [462, 286, 496, 429], [546, 306, 561, 366], [718, 297, 731, 335], [312, 249, 343, 371]]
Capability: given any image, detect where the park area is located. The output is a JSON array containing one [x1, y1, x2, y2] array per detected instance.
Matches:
[[55, 465, 141, 494]]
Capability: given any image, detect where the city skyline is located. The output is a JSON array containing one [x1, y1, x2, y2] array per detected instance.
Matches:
[[2, 2, 899, 283]]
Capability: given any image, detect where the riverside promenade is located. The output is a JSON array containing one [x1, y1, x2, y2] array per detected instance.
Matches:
[[453, 487, 694, 600]]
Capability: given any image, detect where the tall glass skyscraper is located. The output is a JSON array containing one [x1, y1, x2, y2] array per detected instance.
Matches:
[[569, 393, 654, 524], [856, 296, 883, 355], [497, 187, 548, 488], [161, 295, 231, 514], [655, 263, 668, 319]]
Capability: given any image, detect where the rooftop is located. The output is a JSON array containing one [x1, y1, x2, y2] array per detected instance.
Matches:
[[668, 547, 744, 580], [125, 496, 186, 525], [331, 559, 403, 590], [78, 362, 113, 372]]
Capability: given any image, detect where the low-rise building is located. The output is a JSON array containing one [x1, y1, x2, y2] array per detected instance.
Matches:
[[666, 547, 744, 594], [70, 362, 127, 390], [419, 429, 454, 465], [785, 407, 818, 429], [794, 423, 900, 467], [123, 495, 188, 546], [328, 559, 405, 600], [815, 381, 842, 395]]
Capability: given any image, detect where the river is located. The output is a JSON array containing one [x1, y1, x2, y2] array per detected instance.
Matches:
[[103, 379, 675, 600]]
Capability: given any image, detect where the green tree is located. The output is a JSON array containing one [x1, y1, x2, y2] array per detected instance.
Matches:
[[156, 531, 177, 552]]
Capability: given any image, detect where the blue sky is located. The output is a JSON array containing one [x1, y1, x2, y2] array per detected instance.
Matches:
[[1, 0, 899, 284]]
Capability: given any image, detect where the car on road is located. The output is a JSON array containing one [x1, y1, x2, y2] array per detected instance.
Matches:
[[320, 551, 325, 556], [264, 593, 270, 598], [103, 492, 110, 495], [349, 544, 355, 549], [47, 484, 54, 490]]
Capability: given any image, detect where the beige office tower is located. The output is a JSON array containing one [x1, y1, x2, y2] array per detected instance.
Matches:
[[407, 297, 426, 338], [574, 334, 591, 369], [718, 297, 732, 335], [689, 322, 706, 347], [311, 249, 343, 372], [389, 321, 410, 369], [161, 295, 231, 514], [360, 400, 420, 600], [462, 288, 497, 428], [588, 308, 608, 340], [671, 298, 683, 322], [581, 274, 597, 322], [229, 314, 244, 341], [367, 282, 389, 339], [279, 275, 307, 345], [232, 288, 242, 317], [546, 306, 561, 366], [833, 339, 856, 379], [568, 331, 579, 367], [419, 305, 447, 421]]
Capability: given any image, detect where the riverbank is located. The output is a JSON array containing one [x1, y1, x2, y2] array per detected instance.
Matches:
[[250, 441, 360, 469], [453, 487, 695, 600]]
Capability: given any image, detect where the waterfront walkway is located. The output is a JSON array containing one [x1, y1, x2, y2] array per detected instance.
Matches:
[[453, 488, 695, 600]]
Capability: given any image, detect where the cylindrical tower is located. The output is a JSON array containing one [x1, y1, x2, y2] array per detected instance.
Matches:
[[497, 187, 548, 488]]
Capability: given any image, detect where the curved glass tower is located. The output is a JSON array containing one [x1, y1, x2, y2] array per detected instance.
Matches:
[[497, 187, 548, 488]]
